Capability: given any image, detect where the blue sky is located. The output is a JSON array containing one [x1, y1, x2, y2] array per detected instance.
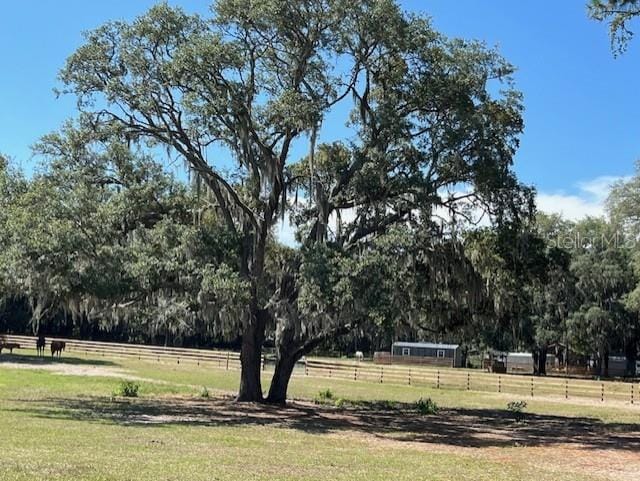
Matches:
[[1, 0, 638, 219]]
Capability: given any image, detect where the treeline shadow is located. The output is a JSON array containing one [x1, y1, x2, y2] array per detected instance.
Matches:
[[6, 395, 640, 452], [0, 353, 117, 367]]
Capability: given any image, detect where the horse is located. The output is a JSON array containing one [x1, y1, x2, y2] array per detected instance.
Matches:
[[36, 335, 46, 357], [0, 343, 20, 354], [51, 341, 66, 358]]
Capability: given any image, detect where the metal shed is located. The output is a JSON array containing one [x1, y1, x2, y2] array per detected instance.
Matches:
[[505, 352, 556, 374], [391, 341, 462, 367], [605, 355, 628, 377]]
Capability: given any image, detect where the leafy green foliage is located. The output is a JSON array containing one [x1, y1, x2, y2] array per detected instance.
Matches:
[[114, 380, 140, 398], [506, 400, 527, 422], [313, 388, 334, 404], [589, 0, 640, 54], [1, 127, 243, 341], [415, 397, 439, 415]]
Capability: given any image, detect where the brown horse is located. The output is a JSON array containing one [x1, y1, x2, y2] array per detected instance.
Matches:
[[36, 335, 46, 357], [51, 341, 66, 358], [0, 343, 20, 354]]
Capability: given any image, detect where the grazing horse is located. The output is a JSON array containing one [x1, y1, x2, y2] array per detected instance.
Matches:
[[36, 335, 46, 357], [51, 341, 66, 358], [0, 343, 20, 354]]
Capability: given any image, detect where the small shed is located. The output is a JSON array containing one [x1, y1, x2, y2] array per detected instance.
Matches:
[[607, 355, 628, 377], [391, 341, 462, 368], [505, 353, 534, 374], [505, 352, 556, 374]]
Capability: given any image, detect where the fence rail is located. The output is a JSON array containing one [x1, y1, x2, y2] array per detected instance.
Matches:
[[1, 334, 638, 405], [0, 334, 242, 369], [303, 358, 638, 404]]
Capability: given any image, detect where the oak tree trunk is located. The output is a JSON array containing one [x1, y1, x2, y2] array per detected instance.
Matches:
[[236, 306, 267, 402], [266, 325, 351, 404], [266, 353, 300, 404]]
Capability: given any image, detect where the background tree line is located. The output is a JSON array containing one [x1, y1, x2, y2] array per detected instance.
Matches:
[[3, 143, 640, 378]]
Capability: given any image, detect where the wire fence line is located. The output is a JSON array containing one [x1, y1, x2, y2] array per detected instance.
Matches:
[[2, 334, 638, 405]]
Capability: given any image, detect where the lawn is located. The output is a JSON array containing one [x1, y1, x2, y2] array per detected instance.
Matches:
[[1, 350, 638, 481]]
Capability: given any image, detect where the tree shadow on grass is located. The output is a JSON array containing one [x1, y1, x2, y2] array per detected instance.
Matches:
[[0, 352, 118, 367], [6, 395, 640, 452]]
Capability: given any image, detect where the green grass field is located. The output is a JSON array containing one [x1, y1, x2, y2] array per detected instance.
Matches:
[[1, 350, 639, 481]]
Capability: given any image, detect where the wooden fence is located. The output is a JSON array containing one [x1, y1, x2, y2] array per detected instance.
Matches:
[[2, 334, 638, 405], [0, 334, 242, 370], [304, 358, 639, 404]]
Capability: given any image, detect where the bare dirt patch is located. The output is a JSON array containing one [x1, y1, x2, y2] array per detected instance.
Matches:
[[0, 361, 134, 379]]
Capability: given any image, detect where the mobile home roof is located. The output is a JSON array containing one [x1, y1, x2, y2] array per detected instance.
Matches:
[[393, 341, 459, 350]]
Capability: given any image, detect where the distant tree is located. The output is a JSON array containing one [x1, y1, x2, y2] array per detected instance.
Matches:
[[2, 127, 243, 341], [589, 0, 640, 54], [0, 155, 28, 327], [607, 167, 640, 374], [567, 218, 634, 376], [589, 0, 640, 374], [527, 214, 575, 375], [608, 164, 640, 236], [465, 222, 562, 373]]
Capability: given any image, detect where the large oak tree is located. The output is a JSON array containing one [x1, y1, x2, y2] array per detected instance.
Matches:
[[59, 0, 530, 403]]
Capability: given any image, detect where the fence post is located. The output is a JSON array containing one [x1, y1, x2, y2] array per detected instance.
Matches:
[[601, 383, 605, 402], [305, 361, 308, 376], [354, 367, 357, 381], [408, 369, 411, 386], [631, 383, 634, 405], [530, 377, 534, 397], [226, 352, 230, 370], [262, 355, 266, 371], [466, 372, 470, 391], [565, 379, 569, 399], [436, 370, 440, 389], [379, 367, 383, 384], [498, 375, 501, 393]]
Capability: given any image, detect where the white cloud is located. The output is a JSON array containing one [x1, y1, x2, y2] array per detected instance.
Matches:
[[537, 175, 630, 221], [536, 193, 605, 219], [577, 176, 628, 203]]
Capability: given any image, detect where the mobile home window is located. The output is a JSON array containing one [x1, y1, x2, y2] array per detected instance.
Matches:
[[402, 347, 410, 356], [437, 349, 445, 358]]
